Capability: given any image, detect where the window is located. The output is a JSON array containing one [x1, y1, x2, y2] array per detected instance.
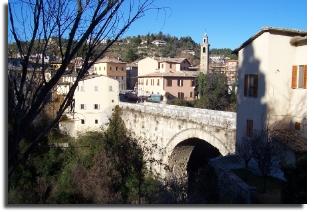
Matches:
[[190, 92, 193, 98], [110, 66, 112, 70], [151, 79, 154, 86], [80, 104, 85, 110], [178, 92, 184, 100], [121, 67, 124, 71], [170, 63, 172, 69], [167, 79, 172, 87], [95, 119, 98, 124], [246, 120, 253, 137], [81, 119, 85, 124], [157, 79, 160, 86], [109, 85, 113, 91], [177, 79, 183, 87], [112, 99, 114, 103], [94, 86, 98, 91], [161, 64, 164, 69], [121, 76, 124, 80], [116, 67, 118, 71], [94, 104, 99, 110], [295, 122, 301, 130], [146, 79, 148, 85], [203, 47, 206, 53], [244, 74, 258, 97], [191, 79, 195, 87], [291, 65, 307, 89]]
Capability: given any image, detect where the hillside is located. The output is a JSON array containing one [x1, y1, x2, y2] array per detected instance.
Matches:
[[8, 32, 237, 66]]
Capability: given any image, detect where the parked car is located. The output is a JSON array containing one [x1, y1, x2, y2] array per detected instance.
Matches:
[[147, 94, 163, 103]]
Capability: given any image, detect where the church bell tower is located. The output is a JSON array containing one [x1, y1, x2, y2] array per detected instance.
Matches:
[[200, 33, 209, 74]]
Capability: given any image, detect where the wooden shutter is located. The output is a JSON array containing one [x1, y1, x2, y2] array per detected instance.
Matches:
[[291, 65, 298, 89], [304, 65, 307, 89], [253, 75, 258, 97], [244, 75, 248, 96]]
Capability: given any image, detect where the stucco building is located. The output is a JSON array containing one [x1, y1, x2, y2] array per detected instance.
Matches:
[[234, 27, 307, 145], [137, 57, 198, 100], [59, 75, 119, 137], [126, 61, 138, 90], [93, 57, 127, 91]]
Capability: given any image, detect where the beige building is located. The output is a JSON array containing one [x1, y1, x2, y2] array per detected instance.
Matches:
[[93, 57, 127, 91], [137, 57, 197, 100], [59, 75, 119, 137], [234, 27, 307, 144]]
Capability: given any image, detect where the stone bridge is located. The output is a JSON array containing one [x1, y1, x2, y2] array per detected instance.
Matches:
[[119, 102, 236, 180]]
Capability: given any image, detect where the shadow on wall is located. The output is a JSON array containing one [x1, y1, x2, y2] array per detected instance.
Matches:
[[236, 43, 267, 149]]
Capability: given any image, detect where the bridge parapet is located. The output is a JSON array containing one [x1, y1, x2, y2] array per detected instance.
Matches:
[[119, 102, 236, 129]]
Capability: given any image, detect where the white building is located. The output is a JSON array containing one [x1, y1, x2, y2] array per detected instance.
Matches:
[[59, 75, 119, 137], [234, 27, 307, 145], [151, 40, 167, 46]]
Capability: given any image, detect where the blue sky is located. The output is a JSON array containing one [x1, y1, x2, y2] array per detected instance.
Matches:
[[124, 0, 307, 49]]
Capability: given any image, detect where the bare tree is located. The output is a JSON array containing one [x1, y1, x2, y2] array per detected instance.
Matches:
[[8, 0, 159, 175], [237, 137, 253, 169], [250, 129, 274, 193]]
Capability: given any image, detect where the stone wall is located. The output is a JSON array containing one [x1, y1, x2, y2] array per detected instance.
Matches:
[[212, 163, 256, 203]]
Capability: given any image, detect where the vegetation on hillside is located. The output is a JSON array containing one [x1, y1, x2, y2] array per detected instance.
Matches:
[[9, 32, 237, 66]]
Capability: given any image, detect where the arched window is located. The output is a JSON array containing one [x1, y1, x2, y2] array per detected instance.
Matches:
[[203, 47, 206, 53]]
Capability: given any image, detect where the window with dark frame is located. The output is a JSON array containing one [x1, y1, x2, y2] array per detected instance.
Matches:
[[177, 79, 183, 87], [244, 74, 258, 97], [94, 104, 99, 110], [81, 119, 85, 124], [95, 119, 98, 124], [178, 92, 184, 100], [80, 104, 85, 110], [246, 119, 253, 137], [191, 79, 195, 87], [167, 79, 172, 86]]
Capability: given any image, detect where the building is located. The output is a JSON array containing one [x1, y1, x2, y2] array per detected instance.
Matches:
[[59, 75, 119, 137], [93, 57, 127, 91], [137, 57, 197, 100], [199, 34, 238, 87], [151, 40, 167, 46], [209, 59, 238, 87], [234, 27, 307, 146], [126, 61, 138, 90], [200, 33, 209, 74]]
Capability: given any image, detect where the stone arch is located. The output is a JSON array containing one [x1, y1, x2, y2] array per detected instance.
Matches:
[[163, 128, 231, 181], [164, 128, 231, 159]]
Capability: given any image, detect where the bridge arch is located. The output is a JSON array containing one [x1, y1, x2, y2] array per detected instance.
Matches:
[[163, 128, 231, 183], [164, 128, 231, 159]]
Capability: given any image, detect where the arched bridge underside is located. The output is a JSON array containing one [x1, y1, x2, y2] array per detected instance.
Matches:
[[120, 102, 236, 179]]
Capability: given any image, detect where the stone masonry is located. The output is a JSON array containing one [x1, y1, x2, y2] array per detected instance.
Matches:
[[119, 102, 237, 179]]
